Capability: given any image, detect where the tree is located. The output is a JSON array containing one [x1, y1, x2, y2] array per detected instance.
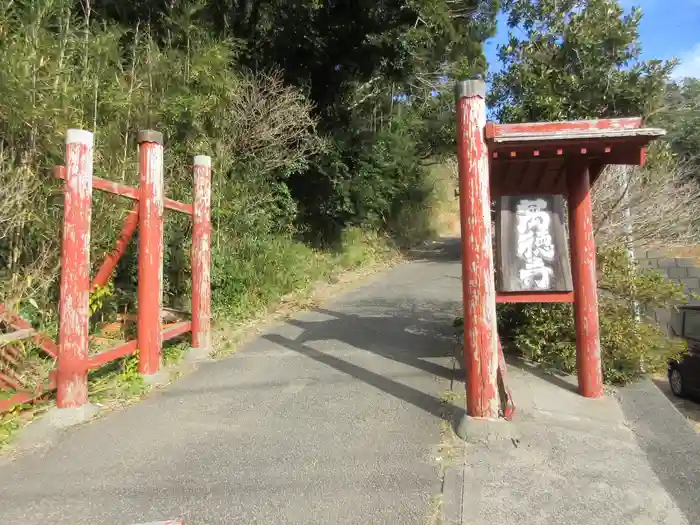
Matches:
[[94, 0, 500, 123], [654, 78, 700, 180], [593, 163, 700, 249], [490, 0, 674, 123]]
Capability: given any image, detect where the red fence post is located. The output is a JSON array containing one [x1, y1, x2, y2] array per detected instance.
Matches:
[[137, 130, 165, 375], [191, 155, 212, 353], [455, 79, 500, 419], [567, 162, 604, 398], [57, 129, 93, 408]]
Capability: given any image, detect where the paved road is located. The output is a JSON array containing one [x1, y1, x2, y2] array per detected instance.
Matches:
[[3, 238, 700, 525], [0, 241, 462, 525]]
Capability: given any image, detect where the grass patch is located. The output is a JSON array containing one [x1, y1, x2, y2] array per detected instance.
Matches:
[[211, 228, 398, 325], [87, 355, 148, 405], [208, 228, 400, 359]]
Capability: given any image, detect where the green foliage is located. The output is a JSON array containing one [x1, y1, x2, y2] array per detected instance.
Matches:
[[211, 235, 326, 320], [290, 131, 416, 242], [491, 0, 674, 123], [0, 406, 30, 449], [0, 0, 478, 321], [498, 246, 688, 384], [654, 78, 700, 180], [162, 340, 191, 366], [88, 354, 148, 403], [0, 0, 488, 440], [94, 0, 498, 117], [0, 0, 322, 322], [209, 227, 399, 322], [335, 228, 398, 269], [89, 283, 115, 316]]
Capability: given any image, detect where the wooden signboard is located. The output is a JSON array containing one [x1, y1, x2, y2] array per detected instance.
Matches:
[[495, 195, 573, 292]]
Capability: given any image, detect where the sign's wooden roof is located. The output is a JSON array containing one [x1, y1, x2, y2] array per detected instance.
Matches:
[[485, 118, 666, 196]]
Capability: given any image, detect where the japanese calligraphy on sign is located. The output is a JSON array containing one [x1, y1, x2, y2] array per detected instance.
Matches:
[[495, 195, 573, 292]]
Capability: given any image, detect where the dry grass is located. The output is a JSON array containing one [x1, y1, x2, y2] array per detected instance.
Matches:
[[424, 494, 445, 525], [593, 163, 700, 249]]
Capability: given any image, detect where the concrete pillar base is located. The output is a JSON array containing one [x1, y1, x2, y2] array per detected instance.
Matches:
[[183, 346, 213, 363], [142, 369, 171, 387], [455, 409, 518, 444], [46, 403, 100, 429]]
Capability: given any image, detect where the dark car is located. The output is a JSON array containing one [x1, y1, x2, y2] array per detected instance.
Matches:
[[669, 305, 700, 398]]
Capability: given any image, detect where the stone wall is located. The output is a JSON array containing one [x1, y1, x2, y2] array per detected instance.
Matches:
[[635, 250, 700, 335]]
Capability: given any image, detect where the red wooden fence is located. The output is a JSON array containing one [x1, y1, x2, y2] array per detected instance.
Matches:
[[0, 128, 212, 412]]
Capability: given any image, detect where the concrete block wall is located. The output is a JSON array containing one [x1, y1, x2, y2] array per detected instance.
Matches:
[[635, 250, 700, 336]]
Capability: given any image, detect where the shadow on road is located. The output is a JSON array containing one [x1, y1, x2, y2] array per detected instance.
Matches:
[[261, 301, 461, 420], [505, 354, 580, 394]]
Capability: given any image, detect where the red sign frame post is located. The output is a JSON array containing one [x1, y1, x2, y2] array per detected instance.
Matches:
[[454, 79, 500, 419]]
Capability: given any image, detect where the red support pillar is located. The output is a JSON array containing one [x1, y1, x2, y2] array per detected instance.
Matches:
[[57, 129, 93, 408], [137, 130, 165, 375], [455, 79, 500, 419], [567, 162, 604, 398], [191, 155, 212, 352]]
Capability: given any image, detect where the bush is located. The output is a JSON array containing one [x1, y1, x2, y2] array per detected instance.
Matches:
[[497, 245, 688, 384], [211, 235, 326, 320], [289, 116, 449, 247], [211, 228, 398, 321]]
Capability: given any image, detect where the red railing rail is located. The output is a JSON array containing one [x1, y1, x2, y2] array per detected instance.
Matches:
[[0, 128, 212, 412]]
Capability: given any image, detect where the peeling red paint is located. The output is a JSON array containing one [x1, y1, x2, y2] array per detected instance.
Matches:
[[498, 339, 516, 420], [488, 118, 643, 138], [54, 166, 192, 215], [57, 129, 93, 408], [86, 321, 191, 370], [2, 135, 213, 412], [496, 291, 574, 303], [191, 156, 212, 352], [137, 136, 165, 375], [456, 87, 500, 419], [567, 163, 604, 398]]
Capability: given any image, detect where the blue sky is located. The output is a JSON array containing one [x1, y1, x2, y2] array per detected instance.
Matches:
[[484, 0, 700, 79]]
